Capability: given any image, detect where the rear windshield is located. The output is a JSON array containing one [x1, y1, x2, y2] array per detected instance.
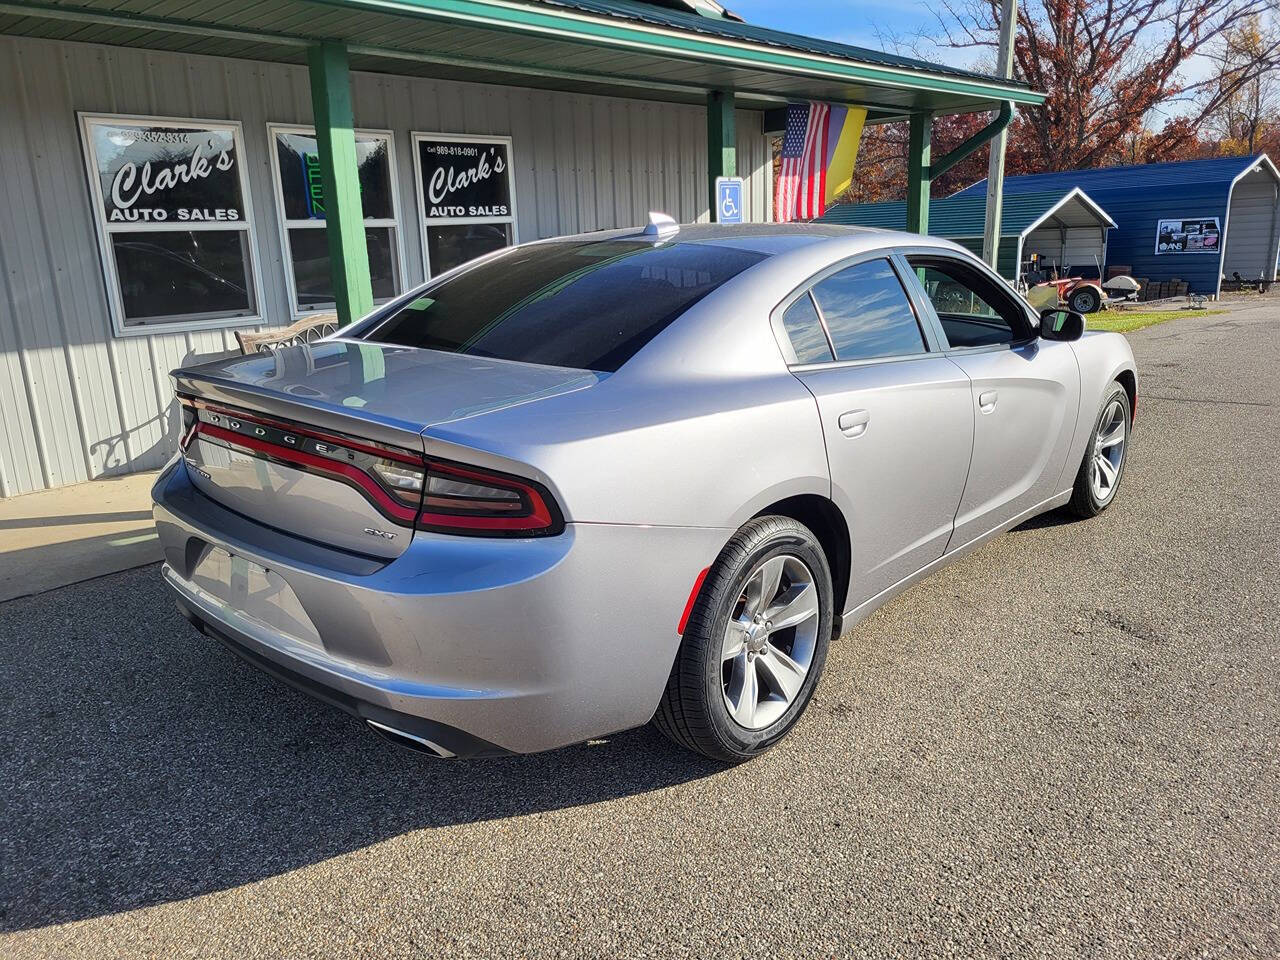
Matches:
[[363, 239, 766, 372]]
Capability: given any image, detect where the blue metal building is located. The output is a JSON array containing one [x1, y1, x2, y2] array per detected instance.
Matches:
[[952, 155, 1280, 296], [822, 187, 1115, 283]]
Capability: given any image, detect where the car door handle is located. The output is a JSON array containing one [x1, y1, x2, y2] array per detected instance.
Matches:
[[978, 390, 999, 414], [838, 409, 870, 437]]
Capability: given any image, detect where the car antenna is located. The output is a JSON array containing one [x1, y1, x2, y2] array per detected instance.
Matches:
[[643, 211, 679, 239]]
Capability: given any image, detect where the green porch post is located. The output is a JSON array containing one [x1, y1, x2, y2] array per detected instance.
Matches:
[[307, 41, 373, 327], [906, 112, 932, 235], [707, 90, 736, 217]]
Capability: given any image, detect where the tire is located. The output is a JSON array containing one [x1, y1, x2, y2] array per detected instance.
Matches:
[[1067, 381, 1131, 518], [1069, 286, 1101, 314], [653, 515, 834, 762]]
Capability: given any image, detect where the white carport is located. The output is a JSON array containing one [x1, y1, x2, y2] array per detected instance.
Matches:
[[1017, 188, 1117, 281], [823, 186, 1115, 283], [1221, 156, 1280, 282]]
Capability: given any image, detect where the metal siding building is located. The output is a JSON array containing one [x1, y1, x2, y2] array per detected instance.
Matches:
[[952, 155, 1280, 296], [0, 35, 773, 497], [0, 0, 1040, 496], [820, 188, 1115, 283]]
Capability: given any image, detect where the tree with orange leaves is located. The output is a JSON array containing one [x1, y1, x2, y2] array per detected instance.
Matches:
[[941, 0, 1279, 170]]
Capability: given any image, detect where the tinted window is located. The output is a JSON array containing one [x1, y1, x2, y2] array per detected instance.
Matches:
[[426, 223, 513, 275], [781, 293, 834, 363], [907, 258, 1023, 347], [810, 259, 925, 361], [911, 261, 1018, 348], [274, 131, 393, 221], [367, 240, 765, 372], [289, 227, 397, 306], [112, 230, 253, 323]]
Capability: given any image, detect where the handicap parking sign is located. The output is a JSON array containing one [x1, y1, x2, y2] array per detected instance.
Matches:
[[715, 177, 744, 224]]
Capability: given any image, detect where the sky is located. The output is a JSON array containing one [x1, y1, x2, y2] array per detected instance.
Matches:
[[723, 0, 1211, 124], [724, 0, 947, 57]]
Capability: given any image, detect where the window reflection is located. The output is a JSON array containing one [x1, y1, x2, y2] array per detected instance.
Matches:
[[811, 259, 925, 361], [288, 227, 397, 306], [112, 230, 254, 323], [369, 240, 765, 372], [782, 293, 833, 363]]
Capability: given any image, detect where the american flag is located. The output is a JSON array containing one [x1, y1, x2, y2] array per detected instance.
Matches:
[[775, 101, 830, 222]]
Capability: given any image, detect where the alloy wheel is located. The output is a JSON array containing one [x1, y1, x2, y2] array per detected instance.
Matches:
[[721, 554, 820, 730], [1090, 398, 1127, 503]]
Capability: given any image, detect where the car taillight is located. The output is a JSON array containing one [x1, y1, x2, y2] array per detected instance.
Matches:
[[417, 460, 561, 537], [179, 398, 197, 450], [180, 399, 562, 538], [370, 458, 426, 508]]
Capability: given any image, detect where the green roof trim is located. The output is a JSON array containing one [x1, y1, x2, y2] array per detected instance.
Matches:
[[2, 0, 1045, 112], [321, 0, 1046, 103], [535, 0, 1015, 87]]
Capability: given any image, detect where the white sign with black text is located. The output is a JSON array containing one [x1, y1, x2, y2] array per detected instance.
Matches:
[[417, 138, 513, 220], [412, 133, 518, 277], [79, 113, 262, 336], [88, 122, 245, 224]]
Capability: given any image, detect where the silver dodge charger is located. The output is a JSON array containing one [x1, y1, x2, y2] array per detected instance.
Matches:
[[153, 221, 1136, 762]]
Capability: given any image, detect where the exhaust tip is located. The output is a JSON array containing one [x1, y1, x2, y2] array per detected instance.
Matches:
[[365, 718, 456, 758]]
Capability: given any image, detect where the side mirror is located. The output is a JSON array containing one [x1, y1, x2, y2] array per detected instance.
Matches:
[[1039, 308, 1085, 342]]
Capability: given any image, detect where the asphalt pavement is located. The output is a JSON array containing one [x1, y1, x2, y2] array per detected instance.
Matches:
[[3, 299, 1278, 959]]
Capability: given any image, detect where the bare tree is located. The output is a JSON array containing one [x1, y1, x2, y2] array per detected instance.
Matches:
[[1201, 15, 1279, 153], [938, 0, 1280, 169]]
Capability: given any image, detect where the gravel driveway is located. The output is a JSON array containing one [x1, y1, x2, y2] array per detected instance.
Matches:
[[3, 299, 1278, 959]]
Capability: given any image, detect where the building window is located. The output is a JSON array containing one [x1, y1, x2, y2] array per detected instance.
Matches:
[[412, 133, 518, 277], [79, 114, 262, 336], [268, 125, 405, 315]]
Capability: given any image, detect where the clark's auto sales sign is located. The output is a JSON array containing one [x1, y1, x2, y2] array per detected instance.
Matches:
[[417, 138, 512, 220], [90, 123, 245, 224]]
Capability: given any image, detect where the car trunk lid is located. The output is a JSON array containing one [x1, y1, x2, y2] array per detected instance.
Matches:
[[173, 340, 599, 556]]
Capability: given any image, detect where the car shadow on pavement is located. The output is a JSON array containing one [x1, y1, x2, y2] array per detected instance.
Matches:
[[0, 565, 723, 932], [1012, 507, 1078, 532]]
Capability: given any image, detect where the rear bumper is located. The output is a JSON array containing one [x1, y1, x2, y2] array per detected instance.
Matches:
[[152, 460, 726, 754], [173, 596, 504, 757]]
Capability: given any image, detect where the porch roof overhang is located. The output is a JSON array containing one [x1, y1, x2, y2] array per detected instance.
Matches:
[[0, 0, 1044, 119]]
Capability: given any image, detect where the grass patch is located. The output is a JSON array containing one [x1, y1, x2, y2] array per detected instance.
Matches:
[[1089, 308, 1223, 333]]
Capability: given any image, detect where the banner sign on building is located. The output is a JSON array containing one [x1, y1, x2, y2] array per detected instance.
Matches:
[[88, 122, 245, 224], [417, 138, 513, 220], [80, 114, 261, 334], [413, 134, 518, 276], [1155, 217, 1221, 254]]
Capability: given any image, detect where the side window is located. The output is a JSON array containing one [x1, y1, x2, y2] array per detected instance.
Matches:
[[905, 257, 1028, 348], [810, 259, 926, 361], [780, 293, 834, 363]]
